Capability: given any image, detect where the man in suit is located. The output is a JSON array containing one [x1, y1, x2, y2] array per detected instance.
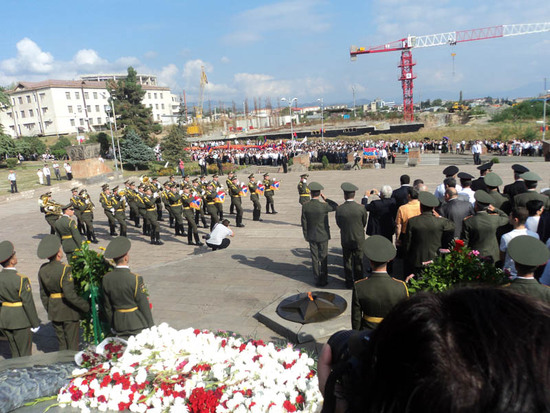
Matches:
[[514, 171, 549, 209], [471, 161, 493, 192], [301, 182, 338, 287], [102, 237, 154, 339], [351, 236, 408, 330], [336, 182, 368, 288], [405, 192, 455, 276], [503, 164, 528, 201], [461, 190, 509, 265], [37, 235, 89, 351], [503, 236, 550, 304], [438, 187, 474, 239], [391, 174, 411, 210], [363, 185, 397, 241]]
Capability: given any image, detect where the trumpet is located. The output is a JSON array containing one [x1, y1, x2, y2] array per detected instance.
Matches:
[[140, 175, 150, 184]]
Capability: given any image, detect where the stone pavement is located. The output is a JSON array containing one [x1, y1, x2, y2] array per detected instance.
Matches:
[[0, 158, 548, 361]]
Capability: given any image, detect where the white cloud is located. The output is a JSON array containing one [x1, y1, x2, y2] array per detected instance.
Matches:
[[143, 51, 158, 59], [220, 56, 230, 64], [158, 64, 179, 90], [1, 38, 54, 74]]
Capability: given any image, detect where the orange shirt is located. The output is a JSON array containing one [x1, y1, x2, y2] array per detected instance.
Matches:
[[396, 200, 421, 234]]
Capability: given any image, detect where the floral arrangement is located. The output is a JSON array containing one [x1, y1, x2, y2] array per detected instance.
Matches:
[[408, 239, 507, 294], [58, 323, 322, 412], [71, 242, 113, 344]]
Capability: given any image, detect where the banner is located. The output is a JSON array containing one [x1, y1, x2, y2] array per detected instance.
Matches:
[[215, 191, 226, 203], [239, 185, 249, 197], [363, 147, 379, 159]]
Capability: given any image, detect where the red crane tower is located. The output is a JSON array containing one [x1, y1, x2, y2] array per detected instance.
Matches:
[[350, 22, 550, 122]]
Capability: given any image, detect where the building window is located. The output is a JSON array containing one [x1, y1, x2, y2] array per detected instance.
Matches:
[[70, 119, 75, 126], [160, 93, 163, 99], [66, 92, 71, 99], [18, 97, 23, 104], [26, 95, 31, 103], [68, 106, 73, 113], [155, 104, 158, 109], [7, 112, 12, 118], [84, 92, 89, 99], [42, 107, 48, 114], [79, 119, 84, 126], [95, 105, 100, 112], [97, 117, 102, 124], [39, 93, 46, 99], [29, 109, 34, 117], [154, 93, 157, 99], [161, 104, 165, 109], [88, 118, 93, 125], [77, 105, 82, 113], [157, 114, 160, 120], [148, 93, 151, 99], [20, 110, 25, 118], [86, 105, 91, 113], [75, 91, 80, 99], [93, 92, 98, 99]]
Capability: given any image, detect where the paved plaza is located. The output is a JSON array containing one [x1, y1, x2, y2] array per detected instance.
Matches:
[[0, 158, 548, 360]]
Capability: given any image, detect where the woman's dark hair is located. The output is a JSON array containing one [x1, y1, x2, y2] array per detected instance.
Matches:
[[354, 287, 550, 413]]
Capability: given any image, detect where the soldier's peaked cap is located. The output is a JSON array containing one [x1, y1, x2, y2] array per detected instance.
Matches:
[[457, 172, 474, 180], [484, 172, 503, 187], [341, 182, 359, 192], [363, 235, 396, 262], [512, 164, 529, 173], [37, 235, 61, 259], [508, 235, 550, 267], [521, 171, 541, 182], [418, 191, 439, 208], [104, 236, 131, 259], [443, 166, 459, 176], [308, 182, 324, 191], [477, 162, 493, 171], [248, 174, 255, 179], [101, 184, 109, 191], [0, 241, 15, 263], [474, 190, 494, 205]]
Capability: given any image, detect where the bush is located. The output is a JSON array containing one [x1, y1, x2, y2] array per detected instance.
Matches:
[[321, 155, 329, 169], [157, 167, 177, 176], [491, 157, 500, 164], [5, 158, 17, 168]]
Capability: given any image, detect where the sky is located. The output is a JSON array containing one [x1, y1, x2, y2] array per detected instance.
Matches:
[[1, 0, 549, 107]]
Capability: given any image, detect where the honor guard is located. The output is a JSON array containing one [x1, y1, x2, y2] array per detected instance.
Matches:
[[40, 192, 62, 234], [162, 181, 175, 228], [204, 182, 220, 230], [69, 187, 85, 235], [181, 185, 204, 246], [298, 174, 311, 204], [126, 181, 141, 228], [102, 237, 154, 339], [143, 186, 163, 245], [0, 241, 41, 357], [248, 174, 262, 222], [192, 178, 208, 228], [263, 173, 277, 214], [212, 174, 224, 220], [168, 183, 186, 236], [112, 186, 128, 237], [228, 175, 245, 227], [37, 235, 90, 351], [136, 184, 150, 236], [78, 189, 98, 243], [100, 184, 118, 236], [227, 171, 236, 215], [150, 177, 164, 221], [54, 204, 83, 257]]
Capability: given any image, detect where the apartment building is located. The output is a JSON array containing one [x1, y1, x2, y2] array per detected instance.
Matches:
[[0, 75, 180, 138]]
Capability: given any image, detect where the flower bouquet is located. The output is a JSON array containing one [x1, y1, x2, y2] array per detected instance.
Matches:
[[58, 323, 322, 412], [408, 239, 507, 294]]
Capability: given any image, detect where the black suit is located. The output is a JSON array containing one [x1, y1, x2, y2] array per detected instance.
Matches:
[[362, 197, 397, 241], [438, 198, 474, 238], [503, 180, 527, 201], [471, 177, 487, 192], [391, 185, 410, 211]]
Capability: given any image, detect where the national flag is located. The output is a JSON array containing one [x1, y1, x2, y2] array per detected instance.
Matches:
[[256, 183, 265, 196], [363, 147, 379, 157], [190, 196, 202, 210], [215, 191, 226, 203], [207, 145, 213, 154], [272, 181, 280, 190], [239, 184, 249, 197]]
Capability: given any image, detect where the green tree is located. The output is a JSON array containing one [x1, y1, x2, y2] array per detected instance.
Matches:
[[49, 136, 72, 159], [88, 132, 111, 155], [16, 136, 47, 157], [432, 99, 443, 107], [160, 125, 189, 165], [0, 87, 11, 134], [0, 134, 15, 158], [120, 128, 155, 170], [106, 67, 155, 146]]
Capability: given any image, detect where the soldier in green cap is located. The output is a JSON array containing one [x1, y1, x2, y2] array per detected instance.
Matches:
[[351, 235, 408, 330], [228, 175, 245, 227], [69, 187, 85, 235], [126, 181, 141, 228], [135, 184, 150, 236], [335, 182, 368, 288], [484, 172, 510, 212], [37, 235, 90, 351], [0, 241, 40, 357], [263, 173, 277, 214], [102, 237, 154, 339], [297, 174, 311, 205], [40, 192, 62, 234], [112, 186, 128, 237], [405, 192, 454, 276], [514, 171, 549, 210], [226, 171, 236, 215], [99, 184, 118, 236], [503, 235, 550, 304], [181, 186, 204, 246], [301, 182, 339, 287], [204, 182, 220, 230], [143, 186, 162, 245], [54, 204, 82, 257], [78, 189, 98, 243], [248, 174, 262, 222], [461, 190, 509, 264], [167, 183, 186, 236]]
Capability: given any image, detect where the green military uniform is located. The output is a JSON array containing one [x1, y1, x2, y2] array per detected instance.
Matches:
[[461, 191, 509, 264], [181, 189, 204, 246], [212, 176, 225, 220], [99, 185, 118, 236], [335, 183, 368, 287], [192, 180, 208, 228], [102, 237, 154, 339], [0, 241, 40, 357], [135, 187, 150, 236], [54, 207, 82, 256], [126, 183, 141, 228], [352, 236, 408, 330], [112, 187, 128, 237], [37, 235, 90, 350], [484, 173, 511, 214], [204, 184, 219, 230], [78, 189, 98, 243], [150, 178, 164, 221], [161, 182, 175, 229], [297, 174, 311, 205], [143, 190, 162, 245], [227, 172, 235, 215], [405, 192, 455, 275], [248, 174, 262, 222], [41, 193, 62, 235], [228, 176, 244, 227], [69, 188, 85, 235], [263, 173, 277, 214], [514, 191, 549, 210], [167, 185, 186, 236], [301, 182, 338, 286]]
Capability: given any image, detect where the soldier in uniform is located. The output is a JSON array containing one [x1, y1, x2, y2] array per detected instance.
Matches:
[[484, 173, 511, 213], [99, 184, 118, 236], [204, 182, 220, 230], [40, 192, 62, 234], [503, 164, 528, 201], [461, 190, 509, 265], [126, 181, 141, 228], [112, 186, 128, 237], [135, 184, 150, 236], [181, 186, 204, 246], [37, 235, 90, 351], [226, 171, 236, 215], [212, 174, 225, 220], [69, 187, 85, 235], [335, 182, 368, 288], [263, 173, 277, 214], [54, 204, 82, 257], [167, 183, 186, 236], [503, 235, 550, 304], [150, 177, 164, 222], [405, 192, 455, 276], [192, 179, 208, 228], [351, 236, 409, 330], [514, 171, 549, 209], [301, 182, 338, 287], [77, 189, 98, 243], [143, 186, 162, 245], [102, 237, 154, 339], [248, 174, 262, 222], [161, 181, 175, 229], [228, 175, 245, 227], [471, 161, 493, 192], [297, 174, 311, 204], [0, 241, 40, 357]]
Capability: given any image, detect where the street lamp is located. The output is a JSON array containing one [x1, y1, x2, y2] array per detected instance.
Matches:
[[281, 97, 297, 142], [352, 85, 356, 118], [543, 90, 549, 141], [101, 92, 122, 166], [317, 98, 324, 142], [105, 105, 118, 171]]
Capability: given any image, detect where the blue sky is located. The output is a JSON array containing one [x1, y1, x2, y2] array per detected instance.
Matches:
[[1, 0, 548, 106]]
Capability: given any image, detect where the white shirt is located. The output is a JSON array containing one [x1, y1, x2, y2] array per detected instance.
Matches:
[[500, 228, 539, 277], [459, 187, 476, 205], [525, 216, 540, 233], [43, 166, 51, 176], [208, 224, 233, 245]]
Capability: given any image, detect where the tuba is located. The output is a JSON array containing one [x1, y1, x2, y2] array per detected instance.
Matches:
[[140, 175, 150, 184]]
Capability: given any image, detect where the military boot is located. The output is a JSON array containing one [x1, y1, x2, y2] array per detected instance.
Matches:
[[188, 232, 194, 245], [194, 233, 204, 246], [155, 232, 164, 245]]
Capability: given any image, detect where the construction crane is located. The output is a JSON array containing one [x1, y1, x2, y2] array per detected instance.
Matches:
[[350, 22, 550, 122], [187, 66, 209, 136]]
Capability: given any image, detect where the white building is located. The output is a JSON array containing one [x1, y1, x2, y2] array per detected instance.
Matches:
[[0, 77, 180, 138]]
